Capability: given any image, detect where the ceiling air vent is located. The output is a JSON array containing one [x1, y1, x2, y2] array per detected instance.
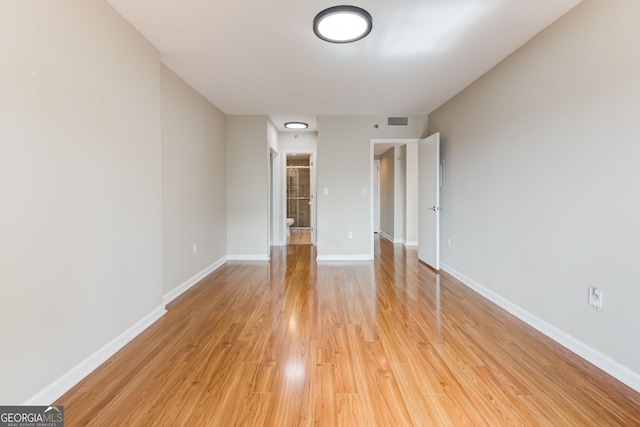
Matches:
[[388, 117, 408, 126]]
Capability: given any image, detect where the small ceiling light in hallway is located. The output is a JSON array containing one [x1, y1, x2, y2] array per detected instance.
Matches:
[[284, 122, 309, 130], [313, 6, 372, 43]]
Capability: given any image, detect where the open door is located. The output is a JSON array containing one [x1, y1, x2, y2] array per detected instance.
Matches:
[[418, 132, 440, 270]]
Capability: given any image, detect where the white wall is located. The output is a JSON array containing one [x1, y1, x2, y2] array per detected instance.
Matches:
[[379, 148, 395, 241], [393, 145, 405, 243], [267, 121, 279, 246], [278, 132, 318, 152], [270, 149, 281, 246], [267, 120, 278, 152], [226, 115, 270, 259], [317, 116, 428, 260], [161, 65, 227, 295], [404, 143, 419, 245], [0, 0, 163, 404], [429, 0, 640, 388]]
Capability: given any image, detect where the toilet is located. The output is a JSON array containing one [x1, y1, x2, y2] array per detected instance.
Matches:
[[286, 218, 294, 236]]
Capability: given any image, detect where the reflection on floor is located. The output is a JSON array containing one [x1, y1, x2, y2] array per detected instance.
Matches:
[[287, 229, 311, 245], [55, 237, 640, 425]]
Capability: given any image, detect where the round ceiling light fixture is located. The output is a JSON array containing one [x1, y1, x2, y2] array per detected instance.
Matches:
[[313, 5, 373, 43], [284, 121, 309, 130]]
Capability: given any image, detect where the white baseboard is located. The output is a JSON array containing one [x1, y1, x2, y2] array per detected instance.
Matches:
[[163, 256, 227, 305], [380, 231, 403, 245], [379, 231, 393, 242], [316, 254, 373, 261], [404, 241, 418, 247], [24, 304, 167, 405], [227, 254, 270, 261], [441, 263, 640, 393]]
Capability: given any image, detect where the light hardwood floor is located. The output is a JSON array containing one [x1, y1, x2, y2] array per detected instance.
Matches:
[[56, 238, 640, 425], [287, 230, 312, 245]]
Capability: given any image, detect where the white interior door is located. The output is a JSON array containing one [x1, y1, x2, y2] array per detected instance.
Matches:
[[418, 132, 440, 270], [373, 160, 380, 233]]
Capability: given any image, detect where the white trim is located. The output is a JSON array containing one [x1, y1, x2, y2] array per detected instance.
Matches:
[[380, 231, 403, 245], [373, 159, 380, 234], [370, 139, 421, 144], [316, 254, 373, 261], [404, 241, 418, 247], [227, 254, 270, 261], [162, 256, 227, 305], [379, 230, 394, 243], [441, 263, 640, 393], [24, 305, 167, 405]]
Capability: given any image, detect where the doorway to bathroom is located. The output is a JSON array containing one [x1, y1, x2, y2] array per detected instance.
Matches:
[[285, 153, 315, 245]]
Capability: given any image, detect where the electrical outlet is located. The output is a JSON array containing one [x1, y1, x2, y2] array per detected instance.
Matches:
[[193, 243, 198, 254], [347, 231, 353, 240], [588, 287, 603, 310]]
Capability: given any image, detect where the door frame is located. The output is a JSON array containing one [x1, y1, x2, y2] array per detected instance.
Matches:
[[373, 159, 380, 233], [282, 150, 317, 245]]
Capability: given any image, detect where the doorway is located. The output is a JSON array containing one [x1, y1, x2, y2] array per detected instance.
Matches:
[[284, 152, 316, 245], [370, 139, 420, 254]]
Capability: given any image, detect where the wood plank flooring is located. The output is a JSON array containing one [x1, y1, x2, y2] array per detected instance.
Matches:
[[287, 230, 312, 245], [56, 238, 640, 425]]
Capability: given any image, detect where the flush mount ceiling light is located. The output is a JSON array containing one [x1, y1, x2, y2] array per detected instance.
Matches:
[[313, 5, 373, 43], [284, 122, 309, 130]]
